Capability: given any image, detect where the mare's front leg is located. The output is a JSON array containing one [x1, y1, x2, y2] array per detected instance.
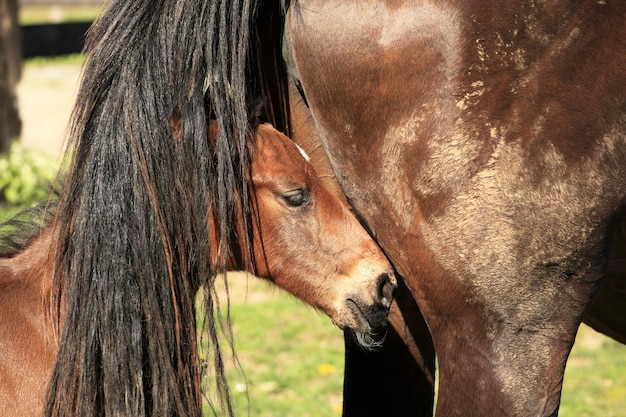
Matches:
[[409, 216, 615, 416]]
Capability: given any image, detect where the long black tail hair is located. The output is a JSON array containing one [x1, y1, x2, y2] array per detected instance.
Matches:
[[43, 1, 291, 415]]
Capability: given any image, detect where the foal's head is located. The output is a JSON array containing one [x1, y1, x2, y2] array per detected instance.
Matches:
[[248, 124, 396, 334]]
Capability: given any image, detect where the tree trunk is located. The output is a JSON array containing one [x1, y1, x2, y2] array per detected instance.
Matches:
[[0, 0, 21, 154]]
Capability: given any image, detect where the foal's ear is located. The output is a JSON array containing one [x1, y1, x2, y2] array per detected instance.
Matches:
[[169, 107, 183, 141], [170, 110, 219, 147], [207, 120, 219, 146]]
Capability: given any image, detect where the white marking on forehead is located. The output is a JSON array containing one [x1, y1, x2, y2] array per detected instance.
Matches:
[[295, 143, 311, 163]]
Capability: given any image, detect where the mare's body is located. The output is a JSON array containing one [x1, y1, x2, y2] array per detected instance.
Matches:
[[0, 124, 395, 416], [277, 1, 626, 415]]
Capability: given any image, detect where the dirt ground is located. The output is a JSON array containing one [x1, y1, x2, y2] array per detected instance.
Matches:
[[16, 60, 81, 159]]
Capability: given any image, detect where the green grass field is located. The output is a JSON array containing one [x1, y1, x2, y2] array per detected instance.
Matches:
[[199, 275, 345, 416], [561, 325, 626, 416]]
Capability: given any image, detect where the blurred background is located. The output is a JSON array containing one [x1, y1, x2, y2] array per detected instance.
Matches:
[[0, 1, 624, 415]]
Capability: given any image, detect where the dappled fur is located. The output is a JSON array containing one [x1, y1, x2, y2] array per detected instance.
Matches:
[[45, 1, 263, 415]]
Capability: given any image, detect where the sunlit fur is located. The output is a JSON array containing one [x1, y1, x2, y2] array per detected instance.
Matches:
[[1, 0, 394, 415], [44, 0, 620, 416]]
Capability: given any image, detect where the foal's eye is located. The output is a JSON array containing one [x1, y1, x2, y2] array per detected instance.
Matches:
[[281, 189, 310, 207]]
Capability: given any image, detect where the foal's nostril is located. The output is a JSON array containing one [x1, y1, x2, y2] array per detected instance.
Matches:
[[377, 273, 396, 308]]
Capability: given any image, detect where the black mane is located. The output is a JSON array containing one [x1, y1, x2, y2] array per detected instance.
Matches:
[[42, 1, 289, 416]]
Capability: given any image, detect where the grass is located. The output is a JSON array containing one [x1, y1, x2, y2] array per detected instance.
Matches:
[[0, 203, 28, 222], [23, 53, 85, 68], [561, 325, 626, 416], [199, 274, 345, 417]]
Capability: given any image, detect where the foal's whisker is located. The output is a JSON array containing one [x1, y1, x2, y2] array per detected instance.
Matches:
[[352, 329, 388, 351]]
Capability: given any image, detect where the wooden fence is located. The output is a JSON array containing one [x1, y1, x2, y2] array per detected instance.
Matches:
[[22, 21, 91, 57], [19, 1, 101, 57]]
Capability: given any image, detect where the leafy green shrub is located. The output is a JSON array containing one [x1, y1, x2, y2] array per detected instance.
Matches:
[[0, 141, 60, 206]]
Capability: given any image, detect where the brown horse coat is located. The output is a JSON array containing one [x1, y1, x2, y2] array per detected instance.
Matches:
[[281, 1, 626, 415]]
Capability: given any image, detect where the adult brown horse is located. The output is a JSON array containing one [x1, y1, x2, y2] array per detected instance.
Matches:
[[272, 1, 626, 416], [0, 123, 395, 416]]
